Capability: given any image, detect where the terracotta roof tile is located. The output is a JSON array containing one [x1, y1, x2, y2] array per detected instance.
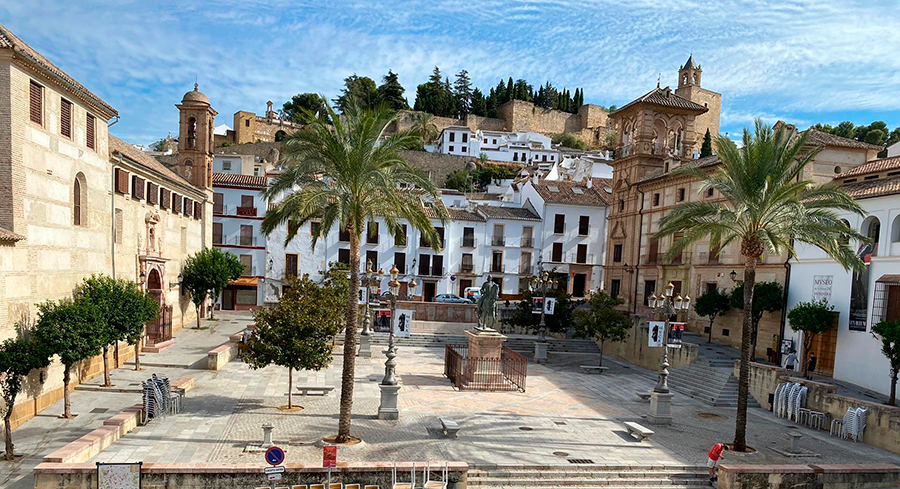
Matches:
[[841, 175, 900, 200], [0, 226, 25, 242], [805, 129, 882, 151], [109, 135, 194, 189], [610, 87, 708, 117], [0, 24, 116, 116], [476, 205, 541, 221], [212, 172, 267, 188], [532, 180, 608, 206], [836, 156, 900, 179]]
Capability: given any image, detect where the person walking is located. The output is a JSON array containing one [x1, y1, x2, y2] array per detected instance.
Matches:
[[707, 442, 727, 484], [785, 349, 798, 371], [806, 352, 817, 380]]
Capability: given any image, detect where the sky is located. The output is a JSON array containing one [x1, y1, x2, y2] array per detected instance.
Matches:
[[4, 1, 900, 146]]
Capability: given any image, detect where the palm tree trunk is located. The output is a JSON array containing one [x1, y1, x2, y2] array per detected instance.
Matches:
[[288, 368, 293, 410], [734, 255, 756, 452], [62, 365, 72, 419], [336, 232, 360, 442], [102, 345, 111, 387]]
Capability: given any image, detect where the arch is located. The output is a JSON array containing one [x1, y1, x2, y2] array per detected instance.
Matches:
[[862, 215, 881, 256], [891, 215, 900, 243], [274, 130, 287, 142], [692, 72, 700, 85], [682, 74, 688, 86], [187, 117, 197, 149], [834, 166, 842, 174], [73, 172, 87, 226], [147, 268, 162, 290]]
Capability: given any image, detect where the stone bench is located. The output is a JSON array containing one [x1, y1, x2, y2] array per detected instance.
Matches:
[[624, 421, 654, 441], [580, 365, 609, 374], [440, 417, 460, 438], [295, 385, 334, 396], [637, 392, 652, 402], [207, 342, 238, 371]]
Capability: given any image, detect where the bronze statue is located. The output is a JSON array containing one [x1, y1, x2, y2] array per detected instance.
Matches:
[[476, 279, 500, 331]]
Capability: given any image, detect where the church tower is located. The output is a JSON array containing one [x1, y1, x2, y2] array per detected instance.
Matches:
[[674, 55, 721, 155], [176, 84, 217, 189], [677, 54, 701, 88]]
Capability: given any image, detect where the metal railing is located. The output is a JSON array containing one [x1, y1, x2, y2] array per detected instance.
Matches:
[[462, 238, 476, 248], [145, 305, 173, 346], [418, 266, 445, 277], [216, 235, 262, 247], [521, 237, 534, 248], [491, 263, 504, 273], [444, 344, 527, 392], [236, 206, 257, 217], [459, 263, 475, 274], [519, 265, 533, 275], [492, 236, 505, 246], [570, 252, 595, 264]]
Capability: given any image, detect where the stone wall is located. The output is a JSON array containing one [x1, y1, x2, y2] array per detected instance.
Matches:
[[719, 464, 900, 489], [399, 149, 475, 186], [602, 316, 699, 371], [397, 300, 478, 323]]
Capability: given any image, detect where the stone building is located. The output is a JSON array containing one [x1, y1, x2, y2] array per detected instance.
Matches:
[[0, 24, 211, 429], [673, 55, 721, 154], [215, 101, 306, 145]]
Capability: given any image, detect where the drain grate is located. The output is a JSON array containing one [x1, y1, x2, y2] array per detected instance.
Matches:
[[518, 426, 533, 431], [567, 458, 594, 464], [90, 408, 109, 414]]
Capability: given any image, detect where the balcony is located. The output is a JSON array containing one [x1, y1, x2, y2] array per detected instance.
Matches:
[[462, 238, 476, 248], [236, 206, 257, 217], [215, 235, 262, 247], [419, 266, 445, 277], [521, 237, 534, 248], [492, 236, 505, 246], [491, 263, 504, 273], [698, 251, 720, 264], [570, 252, 595, 265], [459, 263, 475, 274], [519, 265, 533, 275]]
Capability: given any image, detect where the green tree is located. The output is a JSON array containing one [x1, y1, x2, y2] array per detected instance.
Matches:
[[0, 333, 49, 459], [655, 119, 867, 451], [787, 299, 835, 377], [505, 274, 578, 335], [377, 70, 409, 111], [872, 319, 900, 406], [181, 248, 243, 328], [471, 165, 513, 187], [334, 74, 380, 113], [694, 289, 731, 343], [35, 298, 104, 418], [700, 129, 713, 158], [413, 67, 455, 117], [834, 121, 856, 139], [453, 69, 473, 117], [261, 103, 446, 443], [865, 128, 886, 147], [552, 133, 589, 151], [282, 93, 331, 124], [241, 273, 346, 409], [471, 88, 487, 117], [410, 112, 439, 145], [444, 170, 471, 192], [573, 292, 631, 366], [77, 275, 159, 382], [729, 281, 784, 358]]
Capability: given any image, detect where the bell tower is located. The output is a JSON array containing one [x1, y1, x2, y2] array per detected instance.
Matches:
[[175, 83, 217, 189], [678, 54, 701, 88]]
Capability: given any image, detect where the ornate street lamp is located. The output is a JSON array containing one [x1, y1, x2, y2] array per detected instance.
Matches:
[[382, 265, 401, 386], [531, 269, 557, 342], [648, 282, 692, 394]]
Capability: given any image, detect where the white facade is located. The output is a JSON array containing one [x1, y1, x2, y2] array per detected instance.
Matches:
[[434, 127, 560, 165], [788, 182, 899, 397]]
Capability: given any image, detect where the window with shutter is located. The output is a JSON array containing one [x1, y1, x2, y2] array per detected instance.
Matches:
[[73, 179, 82, 226], [86, 113, 95, 150], [194, 201, 202, 219], [115, 169, 129, 194], [212, 222, 223, 244], [147, 183, 158, 205], [160, 188, 171, 210], [132, 176, 145, 200], [172, 194, 181, 214], [285, 254, 299, 277], [183, 198, 192, 217], [29, 81, 42, 125], [60, 99, 72, 138]]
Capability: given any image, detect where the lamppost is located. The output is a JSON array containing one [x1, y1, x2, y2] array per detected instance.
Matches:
[[378, 265, 405, 420], [531, 269, 557, 364], [358, 260, 382, 358], [646, 282, 691, 424]]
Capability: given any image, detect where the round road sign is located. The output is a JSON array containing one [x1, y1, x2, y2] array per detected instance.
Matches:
[[265, 446, 285, 466]]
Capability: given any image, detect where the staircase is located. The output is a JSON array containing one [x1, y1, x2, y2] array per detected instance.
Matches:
[[348, 334, 602, 354], [667, 359, 759, 408], [466, 465, 711, 488]]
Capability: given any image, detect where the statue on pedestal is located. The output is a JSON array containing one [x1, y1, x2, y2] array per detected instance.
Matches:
[[476, 280, 500, 332]]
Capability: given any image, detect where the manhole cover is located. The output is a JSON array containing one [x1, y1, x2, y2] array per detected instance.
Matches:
[[90, 408, 108, 414], [698, 412, 724, 420], [567, 458, 594, 464], [518, 426, 533, 431], [553, 451, 569, 457]]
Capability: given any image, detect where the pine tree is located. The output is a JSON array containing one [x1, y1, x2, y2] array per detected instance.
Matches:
[[506, 77, 514, 103], [471, 88, 487, 117], [428, 66, 442, 85], [487, 88, 499, 118], [700, 129, 713, 157], [377, 70, 409, 111], [454, 69, 473, 117]]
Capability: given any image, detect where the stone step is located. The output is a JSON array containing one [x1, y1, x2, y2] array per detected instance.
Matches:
[[468, 478, 710, 488], [468, 470, 708, 479]]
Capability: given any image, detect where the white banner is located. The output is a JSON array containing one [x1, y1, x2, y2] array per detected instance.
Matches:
[[648, 321, 665, 347], [393, 309, 414, 338]]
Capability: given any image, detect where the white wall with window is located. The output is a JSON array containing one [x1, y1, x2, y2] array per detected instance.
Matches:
[[212, 175, 267, 307]]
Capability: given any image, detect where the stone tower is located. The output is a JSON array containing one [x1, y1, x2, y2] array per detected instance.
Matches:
[[176, 84, 217, 188], [674, 55, 721, 154]]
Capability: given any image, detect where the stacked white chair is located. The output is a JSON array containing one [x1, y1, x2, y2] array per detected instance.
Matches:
[[423, 463, 448, 489], [841, 408, 858, 441], [854, 408, 868, 442], [391, 463, 415, 489]]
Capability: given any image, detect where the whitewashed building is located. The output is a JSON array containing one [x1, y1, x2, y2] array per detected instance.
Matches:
[[787, 156, 900, 397], [434, 126, 561, 165]]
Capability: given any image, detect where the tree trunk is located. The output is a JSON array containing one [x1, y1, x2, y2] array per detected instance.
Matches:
[[210, 295, 216, 320], [889, 370, 897, 406], [288, 368, 293, 409], [102, 345, 111, 387], [733, 255, 757, 452], [133, 338, 142, 371], [708, 317, 715, 343], [196, 305, 202, 329], [5, 395, 15, 460], [599, 339, 604, 367], [336, 232, 361, 443], [802, 334, 815, 378], [62, 366, 73, 418]]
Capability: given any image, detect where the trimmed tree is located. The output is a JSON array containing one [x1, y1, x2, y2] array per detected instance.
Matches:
[[77, 275, 159, 383], [872, 319, 900, 406], [695, 289, 731, 343], [34, 298, 104, 418], [181, 248, 243, 327], [0, 334, 50, 459], [787, 299, 835, 377], [730, 281, 784, 359], [573, 292, 631, 366], [241, 272, 347, 409], [700, 129, 713, 157]]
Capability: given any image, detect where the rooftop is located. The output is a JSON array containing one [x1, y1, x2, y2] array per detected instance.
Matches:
[[109, 135, 194, 189], [475, 205, 541, 221], [841, 175, 900, 200], [531, 179, 608, 206], [836, 156, 900, 179], [0, 226, 25, 242], [212, 172, 268, 189], [805, 129, 883, 151], [609, 87, 708, 117]]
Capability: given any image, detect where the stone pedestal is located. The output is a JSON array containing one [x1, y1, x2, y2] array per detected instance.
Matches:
[[261, 422, 274, 447], [464, 329, 507, 385], [534, 341, 549, 364], [358, 334, 372, 358], [647, 392, 674, 425], [377, 384, 401, 420]]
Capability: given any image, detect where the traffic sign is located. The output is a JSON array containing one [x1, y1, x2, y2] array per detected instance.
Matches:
[[323, 445, 337, 468], [267, 473, 282, 481], [264, 466, 285, 474], [265, 446, 285, 466]]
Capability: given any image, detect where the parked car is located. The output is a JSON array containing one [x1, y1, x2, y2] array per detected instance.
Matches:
[[464, 287, 481, 303], [434, 293, 470, 304]]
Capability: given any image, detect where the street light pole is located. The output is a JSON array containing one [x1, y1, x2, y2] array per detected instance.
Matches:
[[378, 265, 405, 420], [532, 269, 556, 363], [647, 282, 690, 424]]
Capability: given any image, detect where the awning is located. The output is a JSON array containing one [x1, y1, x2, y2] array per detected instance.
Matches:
[[228, 277, 259, 287], [875, 274, 900, 284]]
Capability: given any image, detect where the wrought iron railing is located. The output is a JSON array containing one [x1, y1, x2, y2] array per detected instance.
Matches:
[[145, 305, 173, 346], [444, 344, 527, 392]]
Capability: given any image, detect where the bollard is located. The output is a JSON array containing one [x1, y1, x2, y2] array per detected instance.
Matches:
[[262, 422, 274, 448], [788, 431, 802, 453]]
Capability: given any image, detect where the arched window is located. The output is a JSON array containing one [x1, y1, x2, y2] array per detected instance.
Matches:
[[73, 172, 86, 226], [839, 219, 851, 246], [275, 130, 287, 142], [693, 73, 700, 84], [891, 215, 900, 245], [187, 117, 197, 149], [862, 216, 881, 257]]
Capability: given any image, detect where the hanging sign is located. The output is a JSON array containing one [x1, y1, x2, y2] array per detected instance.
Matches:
[[648, 321, 665, 347], [393, 309, 414, 338], [668, 322, 685, 349]]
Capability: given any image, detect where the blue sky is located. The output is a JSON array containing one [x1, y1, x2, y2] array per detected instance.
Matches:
[[4, 1, 900, 145]]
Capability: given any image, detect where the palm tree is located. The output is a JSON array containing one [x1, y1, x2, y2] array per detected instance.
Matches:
[[655, 119, 867, 451], [411, 112, 439, 144], [262, 103, 446, 443]]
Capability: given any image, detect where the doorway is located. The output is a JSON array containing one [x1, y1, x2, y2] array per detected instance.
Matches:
[[423, 282, 437, 302], [222, 289, 236, 310], [572, 274, 587, 298], [458, 279, 473, 296]]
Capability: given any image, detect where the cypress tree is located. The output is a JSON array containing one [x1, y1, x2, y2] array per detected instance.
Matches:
[[700, 129, 713, 157], [506, 77, 514, 103]]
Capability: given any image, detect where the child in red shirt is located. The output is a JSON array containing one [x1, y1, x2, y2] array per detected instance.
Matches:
[[707, 443, 727, 483]]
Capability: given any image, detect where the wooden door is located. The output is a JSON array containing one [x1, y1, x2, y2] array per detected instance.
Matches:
[[223, 289, 235, 310], [424, 282, 437, 302], [808, 312, 839, 376], [886, 285, 900, 321]]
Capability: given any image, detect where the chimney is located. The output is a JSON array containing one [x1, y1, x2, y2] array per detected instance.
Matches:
[[533, 173, 539, 185], [586, 179, 593, 189]]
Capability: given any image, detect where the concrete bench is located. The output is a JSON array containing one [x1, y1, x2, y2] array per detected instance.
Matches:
[[637, 392, 652, 402], [440, 417, 460, 438], [624, 421, 654, 441], [295, 385, 334, 396], [580, 365, 610, 374]]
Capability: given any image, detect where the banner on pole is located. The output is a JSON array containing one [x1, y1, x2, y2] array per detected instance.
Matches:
[[668, 322, 684, 349], [648, 321, 664, 347]]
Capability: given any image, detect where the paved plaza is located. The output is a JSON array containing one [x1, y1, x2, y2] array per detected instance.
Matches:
[[3, 311, 900, 489]]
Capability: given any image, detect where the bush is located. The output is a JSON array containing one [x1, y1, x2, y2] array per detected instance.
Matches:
[[552, 133, 589, 151]]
